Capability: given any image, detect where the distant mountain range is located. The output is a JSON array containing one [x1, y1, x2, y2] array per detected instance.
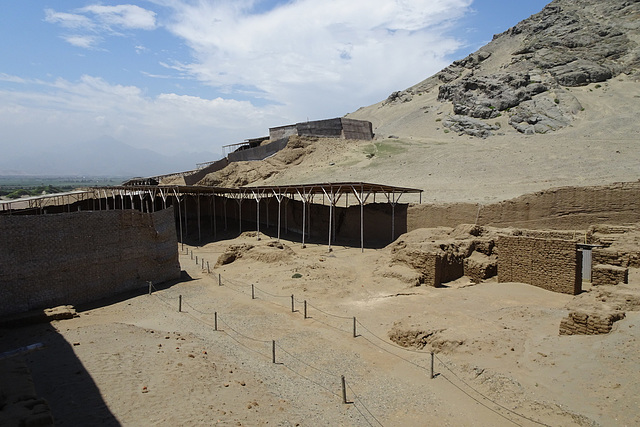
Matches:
[[0, 136, 217, 177]]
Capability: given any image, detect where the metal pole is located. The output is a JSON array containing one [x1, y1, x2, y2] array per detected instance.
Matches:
[[197, 192, 201, 243], [256, 196, 260, 241], [178, 295, 182, 312], [277, 197, 282, 242], [291, 295, 295, 312], [328, 189, 333, 252], [302, 198, 306, 248], [218, 273, 222, 286], [304, 300, 307, 319], [341, 375, 347, 404], [251, 284, 255, 299], [353, 317, 357, 338], [431, 352, 435, 379], [272, 340, 276, 364]]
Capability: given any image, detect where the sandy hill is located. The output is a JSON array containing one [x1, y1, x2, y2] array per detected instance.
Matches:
[[200, 0, 640, 205]]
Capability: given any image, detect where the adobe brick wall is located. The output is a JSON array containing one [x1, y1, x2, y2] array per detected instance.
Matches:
[[559, 310, 625, 335], [0, 208, 180, 317], [593, 248, 640, 268], [591, 264, 628, 286], [497, 236, 582, 295]]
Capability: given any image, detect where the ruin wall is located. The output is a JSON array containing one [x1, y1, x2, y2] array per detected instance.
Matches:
[[497, 236, 582, 295], [0, 208, 180, 317], [408, 181, 640, 231]]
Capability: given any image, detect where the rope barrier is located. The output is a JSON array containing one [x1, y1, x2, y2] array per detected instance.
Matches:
[[346, 381, 384, 427], [180, 251, 547, 426]]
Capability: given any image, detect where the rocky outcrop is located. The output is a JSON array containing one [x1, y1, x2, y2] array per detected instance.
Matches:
[[443, 115, 501, 138], [382, 0, 640, 137], [438, 73, 547, 119]]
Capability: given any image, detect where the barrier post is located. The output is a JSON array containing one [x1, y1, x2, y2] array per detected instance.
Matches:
[[195, 255, 198, 265], [178, 295, 182, 312], [251, 284, 255, 300], [304, 300, 307, 319], [291, 295, 295, 312], [353, 317, 357, 338], [214, 312, 218, 331], [148, 281, 152, 295], [218, 274, 222, 286], [272, 340, 276, 364], [430, 352, 435, 379], [207, 261, 210, 274], [341, 375, 347, 404]]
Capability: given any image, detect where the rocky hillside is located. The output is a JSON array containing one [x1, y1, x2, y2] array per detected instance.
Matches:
[[201, 0, 640, 204], [350, 0, 639, 138]]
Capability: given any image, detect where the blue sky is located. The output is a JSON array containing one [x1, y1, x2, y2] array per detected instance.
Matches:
[[0, 0, 550, 160]]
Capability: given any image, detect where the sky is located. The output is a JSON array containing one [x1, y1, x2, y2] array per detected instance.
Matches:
[[0, 0, 551, 161]]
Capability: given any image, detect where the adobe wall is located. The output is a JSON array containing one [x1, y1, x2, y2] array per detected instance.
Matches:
[[0, 208, 180, 317], [227, 138, 289, 163], [497, 236, 582, 295], [408, 181, 640, 231]]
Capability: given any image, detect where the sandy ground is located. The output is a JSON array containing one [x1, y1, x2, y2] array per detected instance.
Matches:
[[3, 230, 639, 426]]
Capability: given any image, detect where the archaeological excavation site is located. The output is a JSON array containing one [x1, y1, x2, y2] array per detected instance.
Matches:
[[2, 0, 640, 425]]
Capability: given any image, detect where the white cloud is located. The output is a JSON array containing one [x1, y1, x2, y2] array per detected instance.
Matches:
[[46, 4, 157, 49], [62, 35, 102, 49], [0, 74, 283, 155], [160, 0, 473, 120], [79, 4, 157, 30], [44, 9, 95, 30]]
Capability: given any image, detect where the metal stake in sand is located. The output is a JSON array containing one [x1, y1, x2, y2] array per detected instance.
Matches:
[[195, 255, 198, 265], [251, 284, 255, 300], [218, 273, 222, 286], [178, 295, 182, 312], [291, 295, 295, 312], [430, 352, 435, 379], [341, 375, 348, 404], [214, 312, 218, 331], [272, 340, 276, 364], [207, 261, 210, 273], [304, 300, 307, 319], [353, 317, 357, 338]]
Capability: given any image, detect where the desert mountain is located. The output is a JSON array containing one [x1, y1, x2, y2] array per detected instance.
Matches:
[[200, 0, 640, 205]]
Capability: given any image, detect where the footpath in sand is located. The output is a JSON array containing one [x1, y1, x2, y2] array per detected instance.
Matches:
[[2, 232, 639, 426]]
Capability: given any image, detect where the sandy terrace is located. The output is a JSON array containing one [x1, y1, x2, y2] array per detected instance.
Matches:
[[2, 231, 640, 426]]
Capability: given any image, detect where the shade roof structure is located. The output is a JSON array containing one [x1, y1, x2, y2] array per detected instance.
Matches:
[[3, 182, 423, 252]]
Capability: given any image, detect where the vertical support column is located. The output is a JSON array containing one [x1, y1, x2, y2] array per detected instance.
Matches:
[[302, 197, 306, 248], [212, 195, 217, 238], [197, 192, 202, 244], [184, 194, 188, 238], [328, 187, 333, 252], [223, 198, 228, 231], [255, 193, 260, 241]]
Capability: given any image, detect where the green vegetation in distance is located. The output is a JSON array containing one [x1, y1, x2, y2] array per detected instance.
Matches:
[[0, 176, 132, 199]]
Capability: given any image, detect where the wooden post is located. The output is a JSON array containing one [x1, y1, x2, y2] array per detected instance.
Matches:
[[214, 312, 218, 331], [304, 300, 307, 319], [251, 284, 255, 300], [195, 255, 198, 265], [431, 352, 435, 379], [272, 340, 276, 364], [291, 295, 295, 312], [218, 273, 222, 286], [341, 375, 347, 404], [148, 281, 152, 295], [207, 261, 210, 273], [178, 295, 182, 312], [353, 317, 357, 338]]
